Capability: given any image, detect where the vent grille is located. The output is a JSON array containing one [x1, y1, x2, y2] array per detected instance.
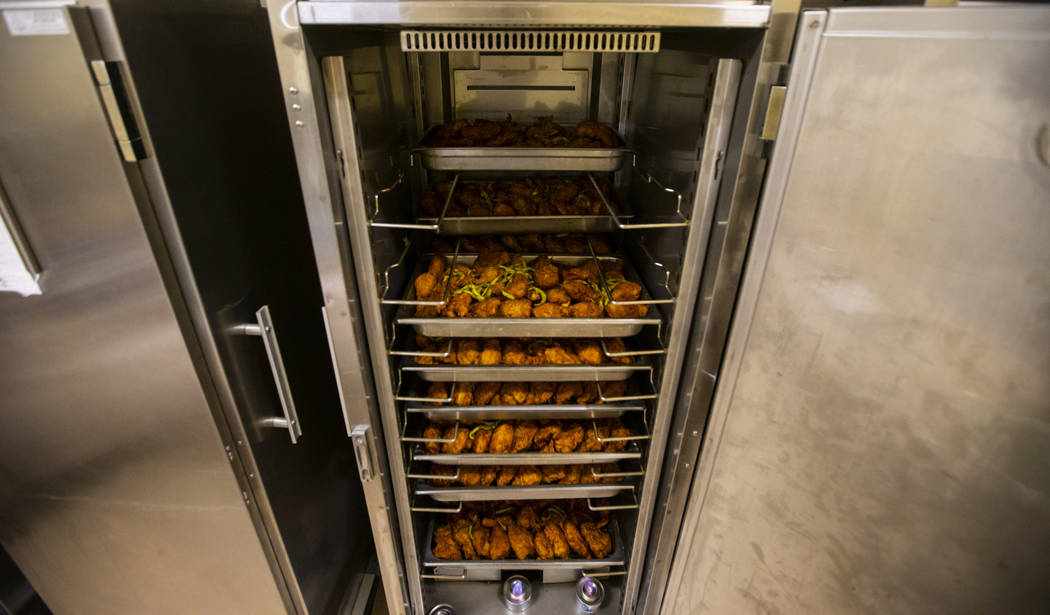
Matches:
[[400, 30, 660, 53]]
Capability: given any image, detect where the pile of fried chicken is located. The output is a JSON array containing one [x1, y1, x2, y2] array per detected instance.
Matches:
[[433, 501, 614, 561], [423, 418, 632, 454], [422, 380, 629, 406], [411, 252, 648, 319], [413, 337, 632, 366], [426, 117, 621, 148], [421, 177, 617, 218], [432, 234, 612, 256]]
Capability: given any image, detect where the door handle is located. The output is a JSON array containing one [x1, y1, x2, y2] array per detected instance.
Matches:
[[232, 305, 302, 443]]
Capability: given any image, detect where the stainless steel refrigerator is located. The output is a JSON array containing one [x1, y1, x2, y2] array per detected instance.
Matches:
[[0, 1, 374, 614]]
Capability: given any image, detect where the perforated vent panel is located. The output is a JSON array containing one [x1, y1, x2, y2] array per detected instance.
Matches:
[[400, 30, 660, 53]]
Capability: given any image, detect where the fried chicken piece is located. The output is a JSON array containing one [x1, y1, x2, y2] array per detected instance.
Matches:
[[469, 296, 501, 317], [450, 264, 473, 289], [610, 280, 643, 302], [453, 519, 479, 559], [580, 521, 612, 558], [560, 464, 583, 485], [605, 303, 649, 318], [555, 381, 583, 404], [480, 339, 502, 365], [479, 465, 498, 486], [532, 302, 568, 318], [472, 425, 494, 453], [604, 419, 631, 453], [598, 380, 627, 401], [529, 381, 554, 405], [554, 423, 585, 453], [541, 465, 566, 484], [441, 423, 470, 453], [544, 345, 578, 365], [471, 524, 492, 559], [473, 381, 501, 405], [600, 337, 632, 365], [575, 120, 620, 147], [579, 421, 604, 453], [512, 465, 542, 486], [517, 505, 540, 530], [488, 524, 511, 560], [512, 421, 539, 452], [574, 339, 604, 364], [414, 271, 439, 303], [534, 421, 562, 448], [433, 524, 462, 560], [534, 532, 554, 560], [459, 466, 482, 487], [441, 292, 472, 317], [543, 522, 571, 559], [423, 422, 445, 454], [499, 298, 532, 318], [455, 339, 481, 365], [563, 520, 592, 558], [425, 382, 449, 406], [562, 280, 600, 302], [564, 261, 600, 283], [505, 274, 530, 299], [501, 341, 527, 365], [531, 256, 561, 289], [508, 523, 534, 560], [500, 382, 529, 406], [496, 466, 518, 486], [490, 423, 514, 453], [497, 463, 518, 482], [474, 251, 509, 268], [570, 301, 604, 318], [453, 382, 475, 407], [546, 287, 571, 306], [576, 382, 599, 404]]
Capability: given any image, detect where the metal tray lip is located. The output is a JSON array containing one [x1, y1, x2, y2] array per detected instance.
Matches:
[[422, 518, 625, 571], [402, 363, 649, 382], [403, 404, 645, 420], [414, 448, 642, 466], [418, 145, 631, 156], [415, 482, 633, 502]]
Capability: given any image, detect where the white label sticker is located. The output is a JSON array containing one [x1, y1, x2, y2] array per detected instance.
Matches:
[[0, 216, 41, 297], [3, 9, 69, 37]]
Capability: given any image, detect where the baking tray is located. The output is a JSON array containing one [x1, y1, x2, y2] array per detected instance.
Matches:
[[422, 518, 624, 582], [420, 214, 617, 236], [402, 361, 650, 383], [413, 443, 642, 466], [397, 254, 662, 338], [415, 482, 634, 502], [418, 145, 630, 172]]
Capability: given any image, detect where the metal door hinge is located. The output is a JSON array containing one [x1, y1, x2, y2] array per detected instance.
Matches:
[[760, 85, 787, 141], [89, 60, 146, 162], [351, 424, 377, 483]]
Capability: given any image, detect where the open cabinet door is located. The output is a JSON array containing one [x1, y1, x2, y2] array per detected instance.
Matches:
[[664, 6, 1050, 614]]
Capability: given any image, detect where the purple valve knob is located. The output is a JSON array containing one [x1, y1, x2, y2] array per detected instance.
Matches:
[[576, 576, 605, 612]]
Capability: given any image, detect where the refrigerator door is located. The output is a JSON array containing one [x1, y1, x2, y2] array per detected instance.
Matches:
[[0, 6, 290, 615], [664, 6, 1050, 615]]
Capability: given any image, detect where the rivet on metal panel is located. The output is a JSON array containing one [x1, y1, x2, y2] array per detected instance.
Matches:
[[692, 430, 699, 437], [295, 121, 304, 128], [291, 103, 302, 111], [288, 86, 299, 94]]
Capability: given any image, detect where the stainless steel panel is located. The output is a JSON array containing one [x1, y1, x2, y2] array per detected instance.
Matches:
[[265, 4, 411, 615], [427, 215, 616, 236], [298, 1, 771, 28], [0, 6, 287, 613], [426, 580, 623, 615], [666, 7, 1050, 615]]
